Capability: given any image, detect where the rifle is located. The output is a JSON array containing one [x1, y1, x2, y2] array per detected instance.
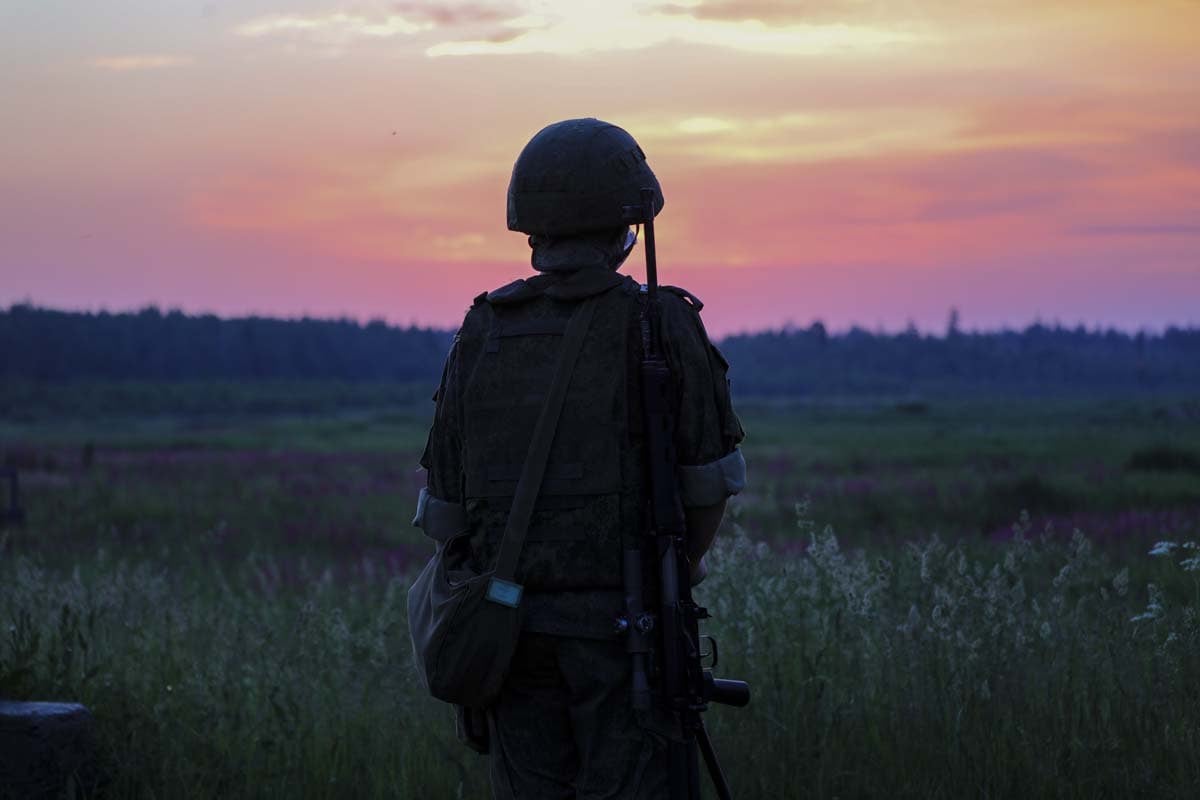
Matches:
[[618, 188, 750, 800]]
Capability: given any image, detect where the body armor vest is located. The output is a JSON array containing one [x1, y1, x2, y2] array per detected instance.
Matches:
[[456, 274, 645, 591]]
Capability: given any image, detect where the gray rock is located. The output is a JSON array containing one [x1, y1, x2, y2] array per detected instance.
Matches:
[[0, 701, 96, 799]]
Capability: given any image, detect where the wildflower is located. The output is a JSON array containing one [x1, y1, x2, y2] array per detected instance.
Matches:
[[1052, 564, 1072, 589], [1149, 541, 1178, 557], [1130, 583, 1164, 623], [898, 604, 920, 636], [1111, 568, 1129, 597]]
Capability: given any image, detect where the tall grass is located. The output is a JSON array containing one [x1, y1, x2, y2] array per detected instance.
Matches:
[[703, 513, 1200, 797], [0, 547, 479, 798], [3, 513, 1199, 798]]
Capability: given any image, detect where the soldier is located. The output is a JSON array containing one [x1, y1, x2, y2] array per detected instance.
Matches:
[[414, 118, 746, 799]]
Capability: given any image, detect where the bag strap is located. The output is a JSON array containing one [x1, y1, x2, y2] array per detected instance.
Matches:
[[485, 296, 599, 607]]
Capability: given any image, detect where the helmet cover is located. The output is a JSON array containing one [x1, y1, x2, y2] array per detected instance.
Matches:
[[507, 118, 664, 236]]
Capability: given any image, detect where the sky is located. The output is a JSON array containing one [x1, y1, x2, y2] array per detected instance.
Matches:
[[2, 0, 1198, 336]]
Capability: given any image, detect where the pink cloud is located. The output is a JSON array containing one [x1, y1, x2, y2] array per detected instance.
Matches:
[[390, 1, 517, 26]]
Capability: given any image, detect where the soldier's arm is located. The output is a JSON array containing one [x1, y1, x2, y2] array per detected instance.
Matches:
[[660, 290, 747, 582], [684, 500, 726, 574], [678, 447, 745, 582], [413, 334, 467, 542]]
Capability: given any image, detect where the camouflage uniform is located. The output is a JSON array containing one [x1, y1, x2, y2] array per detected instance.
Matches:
[[413, 117, 745, 799], [417, 269, 744, 798]]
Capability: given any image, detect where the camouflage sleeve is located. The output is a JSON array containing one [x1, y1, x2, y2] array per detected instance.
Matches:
[[414, 335, 468, 540], [660, 292, 747, 507]]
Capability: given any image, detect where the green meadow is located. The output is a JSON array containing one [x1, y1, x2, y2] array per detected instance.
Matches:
[[2, 385, 1200, 797]]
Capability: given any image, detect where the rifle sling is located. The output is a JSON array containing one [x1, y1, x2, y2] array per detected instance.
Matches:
[[492, 296, 598, 584]]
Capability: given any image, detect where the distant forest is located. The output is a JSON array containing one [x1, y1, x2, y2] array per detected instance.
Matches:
[[2, 304, 1199, 397]]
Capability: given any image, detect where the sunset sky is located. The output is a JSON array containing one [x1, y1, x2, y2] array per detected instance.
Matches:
[[2, 0, 1198, 335]]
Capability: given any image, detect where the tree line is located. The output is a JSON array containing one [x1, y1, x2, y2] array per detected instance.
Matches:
[[2, 304, 1198, 396], [718, 321, 1200, 396], [0, 305, 451, 383]]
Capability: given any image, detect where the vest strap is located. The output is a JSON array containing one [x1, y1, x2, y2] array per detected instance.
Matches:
[[490, 296, 599, 589]]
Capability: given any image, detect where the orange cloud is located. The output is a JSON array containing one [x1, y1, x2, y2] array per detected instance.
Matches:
[[185, 151, 516, 266], [425, 1, 928, 57]]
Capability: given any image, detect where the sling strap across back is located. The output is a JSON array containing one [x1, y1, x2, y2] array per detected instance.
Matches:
[[485, 296, 599, 608]]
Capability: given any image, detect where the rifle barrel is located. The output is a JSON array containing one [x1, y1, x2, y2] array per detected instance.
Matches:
[[641, 187, 658, 302]]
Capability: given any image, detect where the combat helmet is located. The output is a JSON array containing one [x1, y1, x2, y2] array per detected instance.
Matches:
[[507, 118, 664, 236]]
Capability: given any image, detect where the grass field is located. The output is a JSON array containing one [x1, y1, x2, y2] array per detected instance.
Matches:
[[2, 386, 1200, 797]]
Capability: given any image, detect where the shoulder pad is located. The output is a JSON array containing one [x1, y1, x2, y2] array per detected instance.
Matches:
[[662, 285, 704, 312], [485, 279, 528, 304], [472, 290, 491, 306]]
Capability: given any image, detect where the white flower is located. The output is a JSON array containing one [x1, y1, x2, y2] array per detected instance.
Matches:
[[1130, 583, 1164, 622], [1149, 541, 1178, 557]]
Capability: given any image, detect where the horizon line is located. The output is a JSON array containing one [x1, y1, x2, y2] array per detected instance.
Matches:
[[4, 300, 1197, 339]]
